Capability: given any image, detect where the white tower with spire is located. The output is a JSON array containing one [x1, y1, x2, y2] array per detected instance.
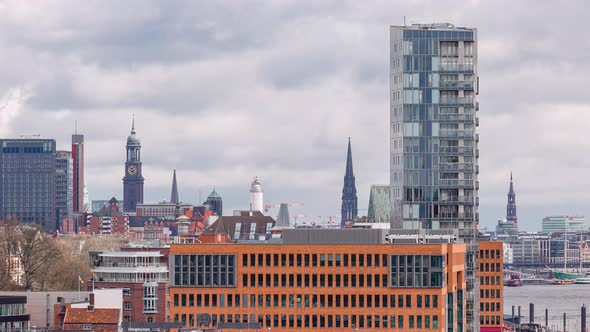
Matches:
[[250, 177, 264, 213]]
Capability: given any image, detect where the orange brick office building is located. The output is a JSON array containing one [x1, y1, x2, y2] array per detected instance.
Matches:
[[169, 229, 467, 331], [477, 240, 504, 331]]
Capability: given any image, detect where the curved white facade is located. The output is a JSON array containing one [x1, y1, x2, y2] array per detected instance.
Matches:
[[250, 177, 264, 213]]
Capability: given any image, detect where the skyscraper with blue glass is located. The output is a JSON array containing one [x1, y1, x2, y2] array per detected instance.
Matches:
[[390, 23, 480, 331], [0, 139, 57, 232]]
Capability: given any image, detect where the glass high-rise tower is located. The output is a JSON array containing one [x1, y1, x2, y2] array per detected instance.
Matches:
[[0, 139, 57, 232], [390, 23, 480, 331], [55, 150, 73, 231]]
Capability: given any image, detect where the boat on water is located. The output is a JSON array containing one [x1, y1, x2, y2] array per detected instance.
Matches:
[[505, 273, 523, 287], [552, 279, 575, 285], [553, 271, 585, 280], [575, 277, 590, 284]]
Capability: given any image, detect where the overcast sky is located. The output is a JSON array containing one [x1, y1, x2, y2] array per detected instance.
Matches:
[[1, 0, 589, 231]]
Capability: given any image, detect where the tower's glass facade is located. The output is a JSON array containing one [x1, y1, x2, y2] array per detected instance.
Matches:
[[55, 150, 73, 231], [0, 139, 57, 232], [390, 23, 480, 331]]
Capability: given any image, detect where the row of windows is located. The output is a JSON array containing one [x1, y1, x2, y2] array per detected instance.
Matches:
[[175, 313, 440, 330], [479, 249, 501, 259], [480, 301, 501, 312], [242, 253, 390, 268], [480, 276, 502, 286], [480, 315, 502, 326], [479, 262, 501, 272], [243, 273, 390, 288], [172, 255, 236, 287], [173, 293, 439, 310], [480, 289, 501, 299], [390, 255, 445, 288]]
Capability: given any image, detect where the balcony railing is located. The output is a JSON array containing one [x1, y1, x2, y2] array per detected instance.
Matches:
[[440, 80, 474, 90], [440, 97, 474, 105], [439, 114, 474, 122], [439, 196, 475, 203], [439, 179, 475, 187], [440, 63, 474, 72], [439, 147, 474, 155], [439, 130, 474, 138], [439, 212, 476, 219], [439, 163, 474, 171]]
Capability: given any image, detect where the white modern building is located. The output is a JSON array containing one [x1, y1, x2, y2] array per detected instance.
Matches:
[[92, 251, 168, 283], [502, 242, 513, 265], [542, 216, 586, 234]]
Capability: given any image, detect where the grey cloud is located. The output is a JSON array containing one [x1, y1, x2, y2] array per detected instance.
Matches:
[[2, 0, 590, 230]]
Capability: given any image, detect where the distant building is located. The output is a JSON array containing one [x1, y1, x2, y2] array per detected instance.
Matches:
[[367, 185, 390, 223], [542, 216, 586, 234], [91, 252, 168, 324], [170, 169, 179, 205], [250, 177, 264, 213], [507, 235, 550, 266], [341, 138, 358, 226], [503, 242, 513, 265], [276, 203, 291, 227], [198, 210, 275, 243], [203, 189, 223, 216], [0, 291, 87, 328], [72, 132, 84, 213], [92, 199, 124, 214], [477, 240, 504, 331], [0, 295, 29, 331], [55, 150, 74, 232], [496, 174, 518, 237], [136, 202, 192, 219], [0, 139, 57, 232], [123, 118, 144, 212]]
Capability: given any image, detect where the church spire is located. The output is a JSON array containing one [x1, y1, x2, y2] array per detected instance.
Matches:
[[131, 114, 136, 134], [345, 137, 354, 177], [341, 137, 358, 227], [171, 169, 179, 204], [506, 172, 517, 224]]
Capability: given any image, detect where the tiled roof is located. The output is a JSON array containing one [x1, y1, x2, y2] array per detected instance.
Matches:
[[64, 308, 119, 324], [202, 213, 276, 240]]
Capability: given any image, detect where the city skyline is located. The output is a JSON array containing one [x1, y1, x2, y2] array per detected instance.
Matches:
[[0, 1, 588, 231]]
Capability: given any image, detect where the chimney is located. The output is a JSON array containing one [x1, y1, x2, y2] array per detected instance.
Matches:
[[88, 293, 95, 311]]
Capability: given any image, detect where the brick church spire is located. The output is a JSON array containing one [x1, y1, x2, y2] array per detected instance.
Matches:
[[506, 172, 517, 225]]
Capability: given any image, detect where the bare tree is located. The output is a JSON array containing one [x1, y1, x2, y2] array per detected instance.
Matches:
[[0, 220, 19, 290], [16, 224, 61, 290]]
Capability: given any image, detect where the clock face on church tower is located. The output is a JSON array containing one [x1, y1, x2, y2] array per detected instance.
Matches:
[[128, 165, 137, 175]]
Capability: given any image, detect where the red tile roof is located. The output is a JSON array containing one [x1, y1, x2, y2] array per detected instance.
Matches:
[[64, 308, 119, 324]]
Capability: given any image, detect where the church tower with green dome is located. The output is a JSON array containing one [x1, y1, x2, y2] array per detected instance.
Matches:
[[123, 116, 144, 212]]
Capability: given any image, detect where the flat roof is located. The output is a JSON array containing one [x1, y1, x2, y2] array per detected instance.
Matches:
[[99, 251, 162, 257]]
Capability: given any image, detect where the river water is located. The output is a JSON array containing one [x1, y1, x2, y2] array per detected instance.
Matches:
[[504, 284, 590, 331]]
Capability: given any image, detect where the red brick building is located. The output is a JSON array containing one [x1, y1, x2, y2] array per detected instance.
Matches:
[[58, 291, 122, 332], [63, 308, 119, 332], [478, 240, 504, 331], [169, 229, 467, 331]]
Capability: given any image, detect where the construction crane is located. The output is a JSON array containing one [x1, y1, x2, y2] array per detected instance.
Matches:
[[293, 214, 305, 225], [263, 203, 304, 214]]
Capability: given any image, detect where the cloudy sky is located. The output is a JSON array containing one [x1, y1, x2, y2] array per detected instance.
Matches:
[[1, 0, 588, 231]]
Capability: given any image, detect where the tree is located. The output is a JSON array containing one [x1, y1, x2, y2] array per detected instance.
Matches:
[[16, 224, 61, 290], [0, 220, 20, 290]]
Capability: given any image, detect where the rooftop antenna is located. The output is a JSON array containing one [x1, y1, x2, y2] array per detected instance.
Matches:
[[75, 120, 78, 134], [404, 16, 406, 26]]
